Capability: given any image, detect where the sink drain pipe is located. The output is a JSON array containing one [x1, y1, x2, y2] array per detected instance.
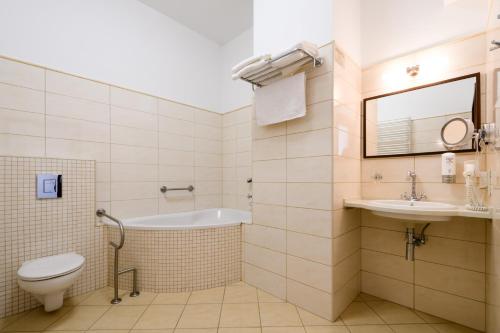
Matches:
[[405, 223, 430, 261]]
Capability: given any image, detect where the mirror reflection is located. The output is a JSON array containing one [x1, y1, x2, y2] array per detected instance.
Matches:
[[364, 73, 480, 157]]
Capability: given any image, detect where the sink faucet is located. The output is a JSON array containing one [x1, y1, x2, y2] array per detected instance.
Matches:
[[401, 171, 426, 201]]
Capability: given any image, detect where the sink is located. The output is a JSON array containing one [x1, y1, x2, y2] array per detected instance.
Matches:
[[349, 199, 458, 222]]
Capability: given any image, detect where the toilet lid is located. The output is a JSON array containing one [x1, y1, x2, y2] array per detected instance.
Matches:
[[17, 253, 85, 281]]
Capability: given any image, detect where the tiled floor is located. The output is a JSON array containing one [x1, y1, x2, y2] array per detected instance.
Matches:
[[0, 282, 482, 333]]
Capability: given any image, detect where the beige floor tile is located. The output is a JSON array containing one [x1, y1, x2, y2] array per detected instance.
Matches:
[[177, 304, 222, 328], [130, 330, 173, 333], [340, 302, 384, 325], [219, 303, 260, 328], [63, 292, 93, 306], [4, 307, 72, 331], [133, 305, 184, 329], [90, 305, 146, 329], [358, 293, 383, 301], [259, 303, 302, 327], [47, 306, 109, 331], [224, 285, 258, 303], [257, 290, 284, 303], [44, 330, 85, 333], [153, 292, 191, 305], [415, 310, 450, 324], [389, 324, 438, 333], [218, 328, 262, 332], [118, 291, 157, 305], [262, 328, 305, 333], [80, 287, 129, 305], [175, 329, 217, 333], [297, 308, 339, 326], [347, 325, 392, 333], [188, 287, 225, 304], [304, 326, 350, 333], [366, 301, 424, 324], [87, 330, 130, 333], [0, 311, 30, 330], [431, 323, 483, 333]]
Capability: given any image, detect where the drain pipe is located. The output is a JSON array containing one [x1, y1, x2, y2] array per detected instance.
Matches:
[[405, 223, 430, 261]]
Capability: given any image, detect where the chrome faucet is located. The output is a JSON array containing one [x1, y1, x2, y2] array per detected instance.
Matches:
[[401, 171, 426, 201]]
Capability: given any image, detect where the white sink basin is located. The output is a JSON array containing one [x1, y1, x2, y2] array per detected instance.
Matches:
[[347, 199, 458, 222]]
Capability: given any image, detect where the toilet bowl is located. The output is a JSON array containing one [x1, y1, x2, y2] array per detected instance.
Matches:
[[17, 252, 85, 312]]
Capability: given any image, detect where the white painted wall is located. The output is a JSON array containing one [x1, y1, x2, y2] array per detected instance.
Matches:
[[253, 0, 333, 55], [361, 0, 489, 67], [0, 0, 222, 111], [220, 28, 254, 113]]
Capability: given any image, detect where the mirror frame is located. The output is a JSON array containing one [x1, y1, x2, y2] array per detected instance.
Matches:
[[362, 72, 481, 158]]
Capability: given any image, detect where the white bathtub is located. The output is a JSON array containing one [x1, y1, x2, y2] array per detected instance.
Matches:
[[104, 208, 251, 230]]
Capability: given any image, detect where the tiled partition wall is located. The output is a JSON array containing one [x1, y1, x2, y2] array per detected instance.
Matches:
[[243, 42, 362, 321], [486, 23, 500, 333], [361, 33, 489, 331], [222, 105, 253, 211], [0, 157, 106, 318], [0, 56, 223, 219]]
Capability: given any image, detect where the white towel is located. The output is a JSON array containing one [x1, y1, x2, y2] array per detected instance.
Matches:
[[231, 54, 271, 74], [271, 41, 319, 61], [232, 58, 270, 80], [254, 72, 306, 126]]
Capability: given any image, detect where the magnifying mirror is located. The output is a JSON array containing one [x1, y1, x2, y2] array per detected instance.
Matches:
[[441, 117, 474, 148]]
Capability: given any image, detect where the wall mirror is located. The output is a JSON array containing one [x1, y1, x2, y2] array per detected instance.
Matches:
[[363, 73, 480, 158]]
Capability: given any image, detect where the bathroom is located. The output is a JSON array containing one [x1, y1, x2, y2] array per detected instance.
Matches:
[[0, 0, 500, 332]]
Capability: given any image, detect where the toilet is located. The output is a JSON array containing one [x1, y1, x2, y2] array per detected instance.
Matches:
[[17, 252, 85, 312]]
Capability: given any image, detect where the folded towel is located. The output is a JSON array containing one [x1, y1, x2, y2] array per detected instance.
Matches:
[[271, 41, 319, 61], [254, 72, 306, 126], [232, 58, 271, 80], [231, 54, 271, 74]]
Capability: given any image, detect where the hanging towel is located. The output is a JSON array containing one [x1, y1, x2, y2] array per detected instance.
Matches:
[[231, 54, 271, 74], [254, 72, 306, 126]]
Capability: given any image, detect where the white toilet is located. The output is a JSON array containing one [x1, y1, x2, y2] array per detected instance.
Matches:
[[17, 252, 85, 312]]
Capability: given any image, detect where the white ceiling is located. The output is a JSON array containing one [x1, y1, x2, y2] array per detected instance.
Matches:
[[138, 0, 253, 45]]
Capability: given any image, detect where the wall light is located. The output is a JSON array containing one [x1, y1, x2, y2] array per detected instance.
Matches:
[[406, 65, 420, 77]]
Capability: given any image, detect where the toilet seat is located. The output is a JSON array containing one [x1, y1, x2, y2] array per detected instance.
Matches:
[[17, 253, 85, 281]]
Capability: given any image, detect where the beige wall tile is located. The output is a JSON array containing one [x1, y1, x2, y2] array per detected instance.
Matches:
[[362, 158, 413, 183], [110, 125, 158, 147], [0, 133, 44, 156], [111, 181, 157, 201], [244, 224, 286, 253], [333, 156, 361, 183], [426, 218, 486, 243], [333, 273, 361, 319], [159, 132, 194, 151], [111, 106, 157, 130], [306, 73, 333, 105], [333, 251, 360, 293], [415, 286, 485, 331], [333, 128, 361, 159], [111, 198, 158, 219], [253, 160, 286, 183], [46, 70, 108, 103], [333, 228, 361, 265], [112, 144, 157, 164], [287, 183, 332, 210], [333, 182, 361, 210], [287, 101, 333, 135], [287, 156, 332, 183], [362, 271, 413, 308], [0, 108, 45, 136], [195, 152, 222, 167], [287, 128, 332, 158], [46, 116, 110, 142], [333, 208, 361, 238], [244, 243, 286, 276], [46, 93, 110, 123], [159, 116, 194, 136], [415, 260, 485, 301], [0, 58, 45, 90], [112, 163, 158, 182], [195, 109, 221, 127], [287, 255, 332, 292], [158, 98, 195, 121], [195, 138, 222, 154], [47, 138, 110, 162], [253, 136, 286, 161], [158, 149, 193, 166], [0, 82, 44, 113], [287, 231, 332, 265], [244, 263, 286, 300], [110, 86, 156, 113], [287, 207, 332, 238], [362, 227, 406, 256], [253, 122, 286, 139], [286, 279, 332, 320], [252, 204, 286, 229], [361, 249, 413, 283], [195, 123, 221, 140], [253, 183, 286, 205]]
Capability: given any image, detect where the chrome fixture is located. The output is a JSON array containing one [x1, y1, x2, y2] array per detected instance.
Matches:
[[401, 171, 426, 201], [491, 40, 500, 51], [406, 65, 419, 76], [160, 185, 194, 193], [405, 223, 430, 261], [373, 173, 383, 181], [247, 178, 253, 183], [96, 209, 139, 304]]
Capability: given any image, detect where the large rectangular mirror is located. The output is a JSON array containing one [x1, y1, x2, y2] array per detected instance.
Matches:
[[363, 73, 480, 158]]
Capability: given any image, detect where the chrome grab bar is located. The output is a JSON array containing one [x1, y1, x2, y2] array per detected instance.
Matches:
[[96, 209, 139, 303], [96, 209, 124, 249], [160, 185, 194, 193]]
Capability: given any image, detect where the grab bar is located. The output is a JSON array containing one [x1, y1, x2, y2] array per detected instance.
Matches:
[[95, 208, 139, 303], [96, 209, 124, 249], [160, 185, 194, 193]]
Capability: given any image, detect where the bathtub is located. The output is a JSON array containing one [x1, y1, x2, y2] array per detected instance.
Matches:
[[104, 208, 251, 292]]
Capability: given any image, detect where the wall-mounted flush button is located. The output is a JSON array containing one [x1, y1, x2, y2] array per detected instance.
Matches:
[[36, 174, 62, 199]]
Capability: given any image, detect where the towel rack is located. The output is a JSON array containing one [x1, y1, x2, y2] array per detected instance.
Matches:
[[240, 47, 323, 89]]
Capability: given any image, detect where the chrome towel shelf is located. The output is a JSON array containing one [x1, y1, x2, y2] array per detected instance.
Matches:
[[160, 185, 194, 193], [240, 47, 323, 89]]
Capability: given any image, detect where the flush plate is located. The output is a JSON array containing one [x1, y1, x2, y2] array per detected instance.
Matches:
[[36, 174, 62, 199]]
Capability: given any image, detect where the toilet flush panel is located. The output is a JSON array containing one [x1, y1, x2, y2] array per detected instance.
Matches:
[[36, 174, 62, 199]]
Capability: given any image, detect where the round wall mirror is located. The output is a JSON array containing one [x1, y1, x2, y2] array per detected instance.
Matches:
[[441, 117, 474, 148]]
